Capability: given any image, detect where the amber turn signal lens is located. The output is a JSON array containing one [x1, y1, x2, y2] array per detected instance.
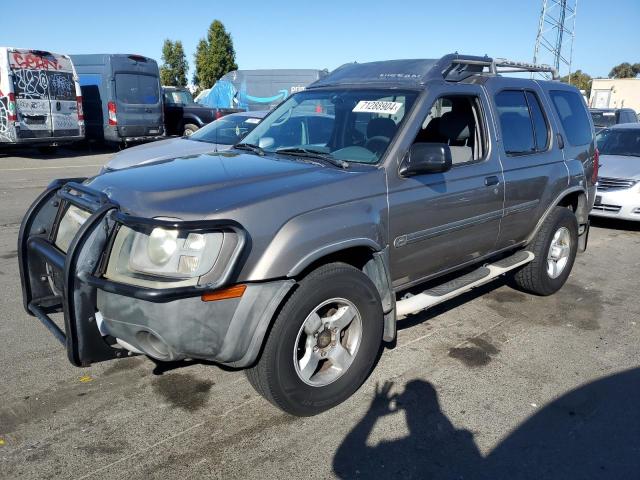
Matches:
[[201, 284, 246, 302]]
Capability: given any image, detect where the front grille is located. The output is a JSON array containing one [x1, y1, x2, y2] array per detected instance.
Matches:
[[592, 204, 622, 213], [597, 177, 637, 191]]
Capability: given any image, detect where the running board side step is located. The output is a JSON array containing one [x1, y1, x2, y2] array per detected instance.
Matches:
[[396, 250, 534, 319]]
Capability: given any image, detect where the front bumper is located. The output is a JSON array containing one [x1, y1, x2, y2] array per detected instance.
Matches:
[[590, 187, 640, 221], [19, 179, 293, 367]]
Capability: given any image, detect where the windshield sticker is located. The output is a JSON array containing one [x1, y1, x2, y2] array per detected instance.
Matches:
[[353, 101, 403, 115], [245, 118, 261, 124], [603, 112, 615, 116]]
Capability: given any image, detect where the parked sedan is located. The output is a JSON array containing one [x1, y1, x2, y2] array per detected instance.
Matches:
[[591, 124, 640, 221], [104, 111, 268, 171]]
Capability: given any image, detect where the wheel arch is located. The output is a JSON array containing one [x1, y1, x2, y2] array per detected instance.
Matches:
[[526, 187, 587, 245], [182, 116, 204, 128]]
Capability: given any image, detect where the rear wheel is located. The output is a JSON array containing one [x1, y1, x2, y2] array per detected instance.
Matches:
[[246, 262, 383, 416], [183, 124, 199, 136], [513, 206, 578, 296]]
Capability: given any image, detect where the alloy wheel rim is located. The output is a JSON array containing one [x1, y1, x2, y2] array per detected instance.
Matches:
[[547, 226, 571, 279], [293, 298, 363, 387]]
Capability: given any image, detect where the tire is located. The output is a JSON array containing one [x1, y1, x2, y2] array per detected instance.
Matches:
[[246, 262, 383, 416], [183, 124, 199, 136], [513, 206, 578, 296]]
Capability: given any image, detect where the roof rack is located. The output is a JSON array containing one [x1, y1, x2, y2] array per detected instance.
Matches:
[[493, 58, 559, 79], [441, 55, 559, 82]]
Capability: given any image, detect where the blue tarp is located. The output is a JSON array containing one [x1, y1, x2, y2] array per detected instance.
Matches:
[[198, 69, 326, 111]]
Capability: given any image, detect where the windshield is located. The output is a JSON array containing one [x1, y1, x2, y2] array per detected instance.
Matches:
[[240, 89, 419, 164], [591, 111, 617, 128], [189, 114, 262, 145], [164, 90, 195, 105], [596, 129, 640, 157]]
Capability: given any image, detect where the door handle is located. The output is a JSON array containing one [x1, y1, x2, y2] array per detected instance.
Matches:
[[485, 176, 500, 186]]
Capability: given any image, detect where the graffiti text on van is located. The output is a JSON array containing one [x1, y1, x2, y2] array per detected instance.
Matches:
[[11, 53, 62, 71]]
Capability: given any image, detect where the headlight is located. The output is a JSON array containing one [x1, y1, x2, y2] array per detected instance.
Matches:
[[55, 205, 91, 253], [104, 225, 224, 288]]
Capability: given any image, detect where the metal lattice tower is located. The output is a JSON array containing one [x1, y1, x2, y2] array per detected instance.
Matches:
[[533, 0, 578, 80]]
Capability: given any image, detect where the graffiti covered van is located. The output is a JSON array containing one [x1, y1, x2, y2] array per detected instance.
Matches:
[[0, 47, 84, 148]]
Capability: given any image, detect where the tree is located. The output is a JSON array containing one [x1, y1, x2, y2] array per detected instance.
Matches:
[[560, 70, 592, 97], [160, 39, 188, 87], [194, 20, 238, 89], [608, 62, 640, 79]]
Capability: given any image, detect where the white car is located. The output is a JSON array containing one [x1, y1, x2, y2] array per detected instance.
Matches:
[[104, 111, 267, 171], [591, 124, 640, 221]]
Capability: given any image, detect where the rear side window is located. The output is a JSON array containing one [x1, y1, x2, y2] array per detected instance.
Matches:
[[549, 90, 592, 146], [115, 74, 159, 105], [495, 91, 535, 155], [495, 90, 550, 155]]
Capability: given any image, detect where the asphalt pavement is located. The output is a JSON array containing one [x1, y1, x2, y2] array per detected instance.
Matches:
[[0, 146, 639, 479]]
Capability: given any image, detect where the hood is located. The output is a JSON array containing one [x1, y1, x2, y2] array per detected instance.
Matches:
[[88, 151, 371, 219], [598, 154, 640, 180], [106, 137, 232, 170]]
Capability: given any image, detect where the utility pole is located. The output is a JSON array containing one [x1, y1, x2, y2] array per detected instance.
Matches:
[[533, 0, 578, 81]]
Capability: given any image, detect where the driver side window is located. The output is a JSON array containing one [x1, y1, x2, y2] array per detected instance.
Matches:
[[412, 95, 486, 165]]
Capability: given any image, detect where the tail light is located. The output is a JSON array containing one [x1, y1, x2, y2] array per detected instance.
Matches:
[[592, 147, 599, 184], [215, 110, 223, 119], [76, 96, 84, 122], [7, 93, 17, 121], [107, 101, 117, 126]]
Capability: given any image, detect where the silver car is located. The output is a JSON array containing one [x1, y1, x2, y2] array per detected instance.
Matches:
[[104, 110, 268, 171], [591, 124, 640, 221]]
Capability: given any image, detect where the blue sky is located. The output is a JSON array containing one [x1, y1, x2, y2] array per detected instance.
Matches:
[[1, 0, 638, 79]]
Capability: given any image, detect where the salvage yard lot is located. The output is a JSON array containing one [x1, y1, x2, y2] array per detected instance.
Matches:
[[1, 148, 639, 479]]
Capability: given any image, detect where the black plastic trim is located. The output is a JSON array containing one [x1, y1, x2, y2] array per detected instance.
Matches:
[[80, 272, 216, 303], [27, 236, 65, 271], [28, 302, 66, 345], [58, 181, 111, 212]]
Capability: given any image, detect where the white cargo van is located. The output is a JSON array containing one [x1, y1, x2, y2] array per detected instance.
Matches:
[[0, 47, 84, 150]]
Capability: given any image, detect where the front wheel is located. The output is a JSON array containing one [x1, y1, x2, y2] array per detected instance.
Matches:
[[246, 262, 383, 416], [512, 206, 578, 296], [183, 124, 199, 136]]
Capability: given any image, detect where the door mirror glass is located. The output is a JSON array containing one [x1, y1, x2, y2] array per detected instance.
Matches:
[[400, 143, 452, 176], [258, 137, 275, 149]]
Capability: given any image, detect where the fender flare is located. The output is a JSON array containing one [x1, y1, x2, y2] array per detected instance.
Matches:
[[182, 115, 205, 128], [287, 237, 382, 277], [525, 186, 587, 245], [287, 240, 397, 344]]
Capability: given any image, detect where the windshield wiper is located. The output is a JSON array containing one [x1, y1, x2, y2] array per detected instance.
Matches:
[[235, 143, 265, 156], [276, 147, 349, 169]]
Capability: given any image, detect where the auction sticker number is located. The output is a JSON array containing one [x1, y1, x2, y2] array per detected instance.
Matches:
[[353, 100, 403, 115]]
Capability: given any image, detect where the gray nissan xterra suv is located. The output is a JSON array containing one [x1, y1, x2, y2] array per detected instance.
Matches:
[[19, 54, 597, 416]]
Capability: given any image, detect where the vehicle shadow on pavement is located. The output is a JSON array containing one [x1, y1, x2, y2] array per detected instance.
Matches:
[[590, 217, 640, 232], [333, 368, 640, 479]]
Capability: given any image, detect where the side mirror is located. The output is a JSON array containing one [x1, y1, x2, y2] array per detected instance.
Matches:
[[399, 143, 452, 177], [258, 137, 275, 149]]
